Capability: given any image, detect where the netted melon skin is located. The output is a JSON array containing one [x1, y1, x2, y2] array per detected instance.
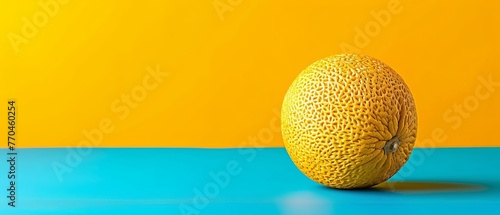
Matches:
[[281, 54, 417, 189]]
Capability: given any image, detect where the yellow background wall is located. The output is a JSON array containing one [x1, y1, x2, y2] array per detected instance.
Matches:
[[1, 0, 499, 148]]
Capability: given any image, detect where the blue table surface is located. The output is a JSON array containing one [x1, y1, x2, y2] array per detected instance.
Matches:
[[0, 147, 499, 215]]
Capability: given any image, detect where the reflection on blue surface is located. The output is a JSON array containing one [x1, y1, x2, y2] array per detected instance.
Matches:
[[278, 191, 333, 215], [0, 147, 499, 214]]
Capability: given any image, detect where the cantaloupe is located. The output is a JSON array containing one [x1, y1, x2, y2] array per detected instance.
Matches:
[[281, 54, 417, 189]]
